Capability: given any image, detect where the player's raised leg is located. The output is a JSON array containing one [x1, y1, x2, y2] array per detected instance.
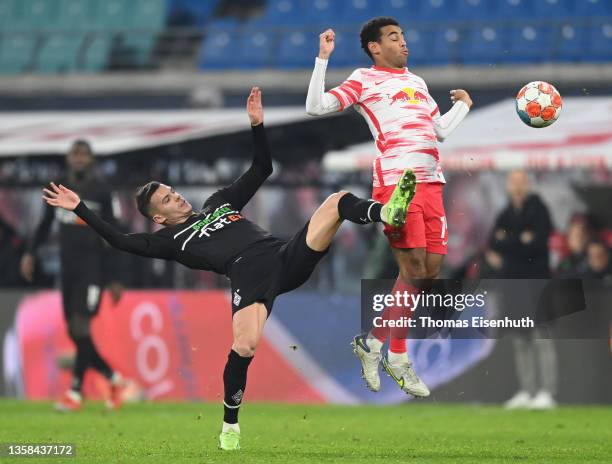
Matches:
[[343, 170, 417, 392], [219, 302, 267, 451]]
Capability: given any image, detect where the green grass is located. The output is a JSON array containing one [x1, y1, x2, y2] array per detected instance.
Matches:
[[0, 401, 610, 463]]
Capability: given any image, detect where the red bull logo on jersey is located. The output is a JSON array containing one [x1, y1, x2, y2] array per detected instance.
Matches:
[[389, 87, 428, 105]]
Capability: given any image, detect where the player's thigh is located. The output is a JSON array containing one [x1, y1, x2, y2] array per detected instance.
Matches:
[[305, 191, 346, 252], [423, 183, 448, 256], [231, 302, 268, 356]]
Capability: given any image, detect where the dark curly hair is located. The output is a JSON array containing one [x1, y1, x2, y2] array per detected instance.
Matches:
[[360, 17, 400, 59]]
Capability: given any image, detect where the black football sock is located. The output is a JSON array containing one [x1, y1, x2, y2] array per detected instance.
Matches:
[[71, 337, 94, 392], [88, 339, 114, 380], [338, 193, 383, 224], [222, 349, 253, 424]]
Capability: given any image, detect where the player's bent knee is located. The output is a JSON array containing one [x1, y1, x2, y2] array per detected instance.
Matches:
[[233, 339, 258, 357]]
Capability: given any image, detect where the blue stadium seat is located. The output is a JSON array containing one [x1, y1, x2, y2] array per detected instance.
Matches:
[[496, 0, 532, 19], [509, 25, 554, 63], [301, 0, 342, 27], [52, 0, 95, 30], [34, 33, 82, 73], [419, 0, 457, 22], [234, 28, 275, 68], [130, 0, 167, 29], [0, 0, 20, 30], [21, 0, 59, 29], [0, 33, 35, 74], [338, 0, 379, 24], [199, 19, 240, 69], [572, 0, 612, 17], [329, 29, 369, 67], [379, 0, 425, 22], [429, 26, 460, 65], [533, 0, 572, 18], [404, 27, 431, 65], [276, 30, 318, 68], [80, 35, 112, 72], [460, 25, 507, 64], [585, 21, 612, 61], [253, 0, 305, 26], [455, 0, 496, 20], [168, 0, 220, 26], [555, 23, 587, 62], [92, 0, 132, 29]]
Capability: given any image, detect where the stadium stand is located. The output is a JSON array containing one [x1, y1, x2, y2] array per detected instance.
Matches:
[[0, 0, 610, 74]]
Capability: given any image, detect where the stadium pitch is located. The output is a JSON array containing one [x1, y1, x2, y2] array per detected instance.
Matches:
[[0, 401, 610, 463]]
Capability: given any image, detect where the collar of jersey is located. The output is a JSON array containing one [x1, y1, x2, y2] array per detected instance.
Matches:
[[372, 65, 407, 74]]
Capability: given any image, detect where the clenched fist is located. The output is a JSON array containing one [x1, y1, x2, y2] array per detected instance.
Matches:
[[450, 89, 473, 109], [318, 29, 335, 59]]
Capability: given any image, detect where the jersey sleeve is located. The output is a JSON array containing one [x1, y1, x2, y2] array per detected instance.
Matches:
[[328, 69, 363, 110], [74, 202, 174, 259], [214, 123, 272, 211]]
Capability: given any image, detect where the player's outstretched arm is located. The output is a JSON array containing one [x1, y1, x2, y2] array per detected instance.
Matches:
[[42, 182, 171, 259], [305, 29, 342, 116], [216, 87, 273, 210], [433, 89, 473, 142]]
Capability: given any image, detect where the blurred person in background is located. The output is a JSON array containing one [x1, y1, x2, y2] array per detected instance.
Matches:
[[557, 216, 590, 278], [20, 140, 126, 412], [584, 241, 612, 281], [0, 214, 25, 287], [486, 170, 557, 410]]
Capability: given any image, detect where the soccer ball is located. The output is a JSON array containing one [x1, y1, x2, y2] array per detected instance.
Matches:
[[515, 81, 563, 128]]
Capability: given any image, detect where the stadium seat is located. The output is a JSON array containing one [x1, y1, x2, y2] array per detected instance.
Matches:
[[329, 29, 369, 67], [80, 35, 112, 72], [168, 0, 220, 26], [508, 25, 554, 62], [301, 0, 341, 27], [252, 0, 305, 26], [379, 0, 425, 22], [455, 0, 496, 20], [92, 0, 132, 29], [21, 0, 59, 29], [460, 25, 508, 64], [572, 0, 612, 17], [404, 27, 431, 66], [585, 21, 612, 61], [0, 0, 20, 30], [276, 30, 319, 68], [34, 33, 83, 74], [130, 0, 167, 29], [199, 19, 240, 69], [419, 0, 457, 21], [555, 23, 587, 62], [429, 26, 460, 65], [337, 0, 379, 25], [496, 0, 533, 19], [532, 0, 572, 18], [0, 33, 35, 74], [234, 28, 276, 68], [52, 0, 95, 30]]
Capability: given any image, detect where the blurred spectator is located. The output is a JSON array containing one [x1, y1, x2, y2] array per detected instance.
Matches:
[[557, 218, 590, 277], [0, 214, 25, 287], [486, 170, 557, 410], [584, 242, 612, 281], [486, 170, 552, 278]]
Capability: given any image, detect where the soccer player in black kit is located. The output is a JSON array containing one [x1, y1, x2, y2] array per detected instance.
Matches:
[[42, 87, 416, 450], [22, 140, 126, 412]]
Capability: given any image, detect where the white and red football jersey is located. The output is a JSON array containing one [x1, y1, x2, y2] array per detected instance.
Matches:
[[330, 66, 444, 187]]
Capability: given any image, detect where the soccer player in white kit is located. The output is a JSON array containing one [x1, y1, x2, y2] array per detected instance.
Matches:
[[306, 17, 473, 396]]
